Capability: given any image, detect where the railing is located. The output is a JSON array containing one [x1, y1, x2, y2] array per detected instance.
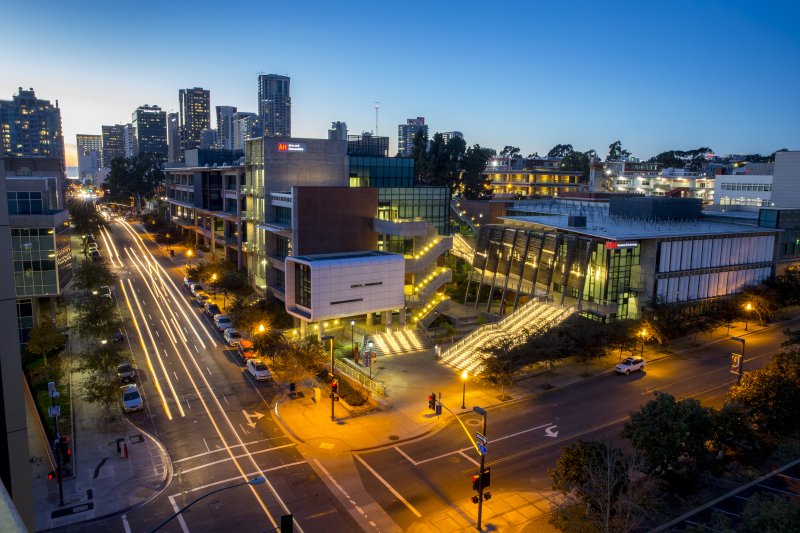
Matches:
[[404, 236, 453, 274], [407, 269, 452, 305], [452, 233, 475, 264], [336, 359, 386, 397]]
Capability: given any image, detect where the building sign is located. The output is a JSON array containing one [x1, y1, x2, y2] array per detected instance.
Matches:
[[277, 142, 306, 152], [605, 241, 638, 250]]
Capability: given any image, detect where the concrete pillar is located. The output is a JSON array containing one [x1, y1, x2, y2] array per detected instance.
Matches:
[[398, 310, 406, 326], [300, 320, 308, 337], [318, 321, 324, 341], [383, 311, 392, 328], [366, 312, 373, 327]]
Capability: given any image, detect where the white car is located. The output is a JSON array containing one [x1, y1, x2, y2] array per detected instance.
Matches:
[[615, 357, 645, 375], [121, 384, 144, 412], [246, 359, 272, 382], [223, 328, 241, 347], [189, 283, 204, 296], [195, 292, 211, 306], [183, 277, 196, 290], [214, 315, 232, 331]]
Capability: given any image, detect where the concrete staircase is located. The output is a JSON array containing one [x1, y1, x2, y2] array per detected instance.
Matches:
[[439, 300, 574, 374], [369, 328, 432, 356]]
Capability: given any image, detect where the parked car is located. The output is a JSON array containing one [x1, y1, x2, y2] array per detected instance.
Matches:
[[89, 250, 102, 261], [117, 363, 135, 383], [183, 277, 196, 289], [121, 384, 143, 412], [98, 285, 112, 299], [108, 329, 125, 343], [87, 242, 99, 252], [189, 283, 204, 296], [615, 357, 645, 375], [223, 328, 241, 347], [237, 339, 256, 360], [214, 315, 232, 331], [195, 292, 211, 306], [204, 303, 221, 317], [85, 235, 96, 244], [246, 359, 272, 382]]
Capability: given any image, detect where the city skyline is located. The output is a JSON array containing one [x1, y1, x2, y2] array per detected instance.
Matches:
[[3, 0, 799, 167]]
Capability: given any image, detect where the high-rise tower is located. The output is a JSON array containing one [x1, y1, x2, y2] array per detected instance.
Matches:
[[0, 88, 65, 177], [257, 74, 291, 137], [132, 105, 167, 160], [178, 87, 211, 160]]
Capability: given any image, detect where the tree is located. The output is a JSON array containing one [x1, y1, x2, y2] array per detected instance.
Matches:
[[460, 144, 495, 200], [560, 151, 592, 183], [73, 258, 117, 293], [549, 440, 658, 533], [606, 141, 631, 161], [74, 343, 129, 374], [25, 320, 67, 362], [216, 270, 252, 308], [411, 130, 429, 184], [105, 154, 164, 213], [741, 284, 778, 325], [74, 296, 123, 340], [479, 335, 520, 398], [709, 402, 760, 457], [726, 365, 800, 435], [740, 493, 800, 532], [67, 197, 106, 236], [547, 144, 574, 158], [253, 329, 289, 365], [621, 392, 713, 475], [81, 370, 120, 408], [498, 146, 520, 157]]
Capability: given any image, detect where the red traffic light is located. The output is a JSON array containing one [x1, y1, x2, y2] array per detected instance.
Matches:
[[472, 474, 480, 491], [331, 380, 338, 392], [47, 471, 55, 480]]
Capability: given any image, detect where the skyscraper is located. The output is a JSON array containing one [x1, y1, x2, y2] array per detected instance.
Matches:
[[132, 105, 167, 160], [123, 123, 136, 157], [216, 105, 237, 150], [167, 112, 180, 163], [328, 121, 348, 141], [398, 117, 428, 157], [232, 112, 262, 151], [440, 131, 464, 145], [101, 124, 125, 167], [76, 134, 101, 180], [257, 74, 291, 137], [0, 87, 65, 177], [179, 87, 211, 160]]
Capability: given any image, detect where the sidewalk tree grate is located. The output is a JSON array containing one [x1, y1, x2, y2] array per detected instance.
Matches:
[[388, 435, 399, 441]]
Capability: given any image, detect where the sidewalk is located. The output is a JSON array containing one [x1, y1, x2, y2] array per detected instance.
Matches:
[[270, 319, 784, 531], [28, 369, 171, 531]]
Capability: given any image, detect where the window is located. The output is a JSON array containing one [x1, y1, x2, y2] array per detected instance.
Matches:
[[295, 263, 311, 308]]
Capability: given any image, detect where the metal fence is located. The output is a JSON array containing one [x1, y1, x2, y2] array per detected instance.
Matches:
[[335, 359, 387, 397]]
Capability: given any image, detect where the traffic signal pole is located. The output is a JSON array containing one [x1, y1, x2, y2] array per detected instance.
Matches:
[[474, 407, 487, 531]]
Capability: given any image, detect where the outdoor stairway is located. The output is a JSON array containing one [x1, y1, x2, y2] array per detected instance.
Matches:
[[439, 300, 574, 374], [369, 328, 432, 356]]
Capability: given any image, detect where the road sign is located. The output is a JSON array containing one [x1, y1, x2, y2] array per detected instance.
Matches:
[[477, 444, 487, 456], [48, 406, 61, 418], [476, 432, 487, 446]]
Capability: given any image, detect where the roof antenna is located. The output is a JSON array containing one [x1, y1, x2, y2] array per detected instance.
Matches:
[[373, 102, 381, 136]]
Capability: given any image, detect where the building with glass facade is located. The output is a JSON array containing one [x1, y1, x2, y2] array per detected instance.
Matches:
[[468, 198, 778, 321], [0, 88, 64, 178], [348, 133, 389, 157], [484, 168, 582, 198], [178, 87, 211, 160], [101, 124, 125, 167], [257, 74, 291, 137], [349, 156, 414, 188], [76, 134, 101, 180], [132, 105, 167, 160], [397, 117, 427, 157]]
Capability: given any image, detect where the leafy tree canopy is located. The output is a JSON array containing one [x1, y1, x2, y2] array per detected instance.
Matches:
[[25, 321, 67, 358], [606, 140, 631, 162], [547, 144, 574, 158], [460, 144, 496, 200], [105, 154, 164, 211]]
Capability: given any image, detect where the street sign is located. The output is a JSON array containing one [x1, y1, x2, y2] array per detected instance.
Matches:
[[477, 444, 487, 456], [476, 432, 488, 446], [48, 405, 60, 418]]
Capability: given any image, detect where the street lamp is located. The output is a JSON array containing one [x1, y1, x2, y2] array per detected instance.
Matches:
[[322, 335, 335, 421], [367, 340, 374, 379], [211, 273, 217, 298], [639, 328, 647, 358], [165, 233, 171, 252], [150, 476, 266, 532], [258, 323, 265, 334], [350, 320, 355, 356], [186, 249, 193, 273], [461, 370, 468, 409], [744, 302, 752, 331]]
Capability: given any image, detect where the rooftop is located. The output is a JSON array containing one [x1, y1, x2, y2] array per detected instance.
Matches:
[[291, 250, 400, 262]]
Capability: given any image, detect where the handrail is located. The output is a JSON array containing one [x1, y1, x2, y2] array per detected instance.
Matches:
[[336, 359, 386, 397]]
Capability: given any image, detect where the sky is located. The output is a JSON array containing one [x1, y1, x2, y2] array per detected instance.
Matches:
[[2, 0, 799, 167]]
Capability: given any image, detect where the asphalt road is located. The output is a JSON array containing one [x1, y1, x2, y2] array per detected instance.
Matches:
[[351, 319, 788, 530], [73, 220, 357, 533]]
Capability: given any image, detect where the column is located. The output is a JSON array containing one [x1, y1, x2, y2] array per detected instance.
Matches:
[[366, 312, 373, 327]]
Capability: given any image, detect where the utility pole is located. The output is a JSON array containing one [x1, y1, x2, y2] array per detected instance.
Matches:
[[473, 406, 488, 531], [322, 335, 335, 421], [48, 381, 64, 506]]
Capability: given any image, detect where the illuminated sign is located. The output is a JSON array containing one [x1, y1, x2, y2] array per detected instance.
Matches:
[[277, 142, 307, 152], [605, 241, 638, 250]]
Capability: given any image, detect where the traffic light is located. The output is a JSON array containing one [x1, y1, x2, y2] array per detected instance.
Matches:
[[472, 468, 491, 491], [435, 401, 442, 416], [331, 380, 338, 393], [472, 474, 480, 491], [428, 393, 436, 411], [59, 436, 71, 465], [47, 471, 56, 480]]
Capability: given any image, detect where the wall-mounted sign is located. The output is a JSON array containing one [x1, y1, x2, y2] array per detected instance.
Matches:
[[605, 241, 638, 249], [277, 142, 306, 152]]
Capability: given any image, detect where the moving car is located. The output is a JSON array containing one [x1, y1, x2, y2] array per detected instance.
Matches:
[[246, 359, 272, 382], [615, 357, 645, 375], [121, 384, 143, 412], [117, 363, 135, 383], [237, 339, 256, 360], [214, 315, 232, 331], [223, 328, 241, 347], [204, 303, 221, 317], [195, 292, 210, 306]]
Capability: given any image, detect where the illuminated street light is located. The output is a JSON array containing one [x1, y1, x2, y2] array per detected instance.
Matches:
[[744, 302, 752, 331], [211, 273, 217, 298], [639, 328, 647, 358], [258, 323, 265, 333], [186, 249, 193, 273], [461, 370, 468, 409]]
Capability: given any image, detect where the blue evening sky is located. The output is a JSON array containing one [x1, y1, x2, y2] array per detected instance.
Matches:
[[2, 0, 798, 165]]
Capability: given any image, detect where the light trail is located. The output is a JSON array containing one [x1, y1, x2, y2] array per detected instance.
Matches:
[[99, 228, 117, 268], [119, 279, 173, 420]]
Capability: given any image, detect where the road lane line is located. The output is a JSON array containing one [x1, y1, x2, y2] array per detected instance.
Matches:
[[185, 397, 190, 411], [202, 438, 210, 452], [394, 446, 418, 465], [179, 444, 297, 474], [354, 455, 422, 518], [173, 438, 285, 463], [167, 495, 190, 533], [458, 450, 480, 467], [119, 280, 173, 420], [206, 366, 212, 376], [121, 514, 131, 533], [223, 395, 230, 405], [155, 330, 160, 337], [161, 319, 177, 344], [174, 461, 308, 495]]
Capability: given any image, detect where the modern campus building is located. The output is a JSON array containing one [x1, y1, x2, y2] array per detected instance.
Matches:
[[467, 197, 778, 322], [76, 134, 102, 180], [397, 117, 427, 157], [178, 87, 211, 160], [131, 105, 167, 160], [484, 167, 583, 198], [101, 124, 125, 167], [257, 74, 291, 137], [0, 88, 65, 178], [596, 160, 717, 203]]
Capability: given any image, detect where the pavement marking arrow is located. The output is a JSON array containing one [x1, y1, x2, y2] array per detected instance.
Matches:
[[242, 410, 265, 428], [544, 425, 559, 438]]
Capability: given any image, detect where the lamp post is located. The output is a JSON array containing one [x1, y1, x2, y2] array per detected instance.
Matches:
[[211, 273, 217, 298], [150, 476, 265, 532], [165, 233, 171, 252], [461, 370, 468, 409], [48, 382, 63, 506], [186, 249, 193, 273], [744, 302, 752, 331], [350, 320, 355, 355], [367, 340, 374, 379], [322, 335, 335, 421], [639, 328, 647, 358]]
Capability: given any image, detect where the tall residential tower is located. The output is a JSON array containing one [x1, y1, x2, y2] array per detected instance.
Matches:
[[132, 105, 167, 160], [178, 87, 211, 160], [398, 117, 427, 157], [257, 74, 291, 137], [0, 88, 65, 177]]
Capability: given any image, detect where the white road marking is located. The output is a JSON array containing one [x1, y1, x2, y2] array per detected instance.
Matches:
[[223, 395, 230, 405], [173, 461, 307, 495], [155, 330, 160, 338], [180, 444, 296, 474], [202, 437, 210, 452], [239, 423, 250, 435], [206, 366, 212, 376], [354, 454, 422, 518], [173, 438, 283, 463], [174, 372, 179, 381], [121, 514, 132, 533], [459, 450, 480, 467], [394, 446, 418, 465], [194, 344, 199, 354], [167, 495, 190, 533], [185, 397, 191, 410]]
